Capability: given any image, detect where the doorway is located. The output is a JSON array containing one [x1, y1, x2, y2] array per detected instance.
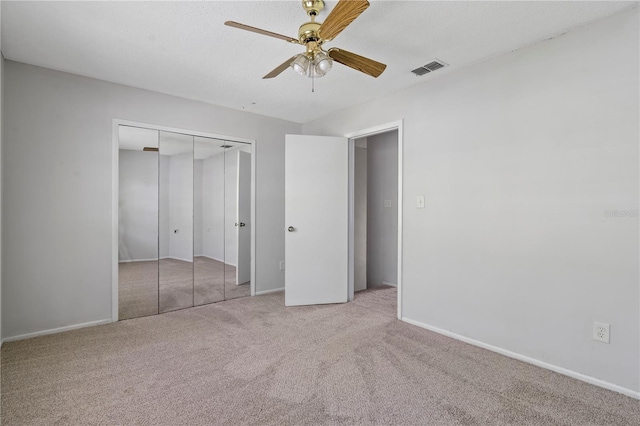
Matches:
[[347, 121, 403, 319], [353, 130, 399, 294], [282, 121, 403, 317]]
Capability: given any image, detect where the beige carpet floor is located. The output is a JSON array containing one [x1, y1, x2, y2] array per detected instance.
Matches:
[[119, 258, 250, 320], [2, 288, 639, 425], [118, 260, 159, 319]]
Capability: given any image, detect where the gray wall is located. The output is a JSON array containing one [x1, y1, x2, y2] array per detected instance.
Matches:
[[0, 6, 4, 345], [2, 61, 300, 339], [159, 155, 170, 259], [167, 152, 193, 262], [354, 146, 367, 292], [224, 151, 238, 266], [202, 154, 224, 261], [118, 150, 158, 261], [193, 159, 203, 256], [366, 131, 398, 288], [304, 10, 639, 393]]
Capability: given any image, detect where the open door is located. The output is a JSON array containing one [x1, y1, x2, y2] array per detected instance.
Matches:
[[236, 150, 251, 285], [285, 134, 349, 306]]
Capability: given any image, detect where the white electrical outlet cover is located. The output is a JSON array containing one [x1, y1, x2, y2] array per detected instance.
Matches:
[[593, 322, 610, 344]]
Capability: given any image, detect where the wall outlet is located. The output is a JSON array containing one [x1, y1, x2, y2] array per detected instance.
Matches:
[[593, 322, 610, 343], [384, 199, 392, 208], [279, 261, 285, 271]]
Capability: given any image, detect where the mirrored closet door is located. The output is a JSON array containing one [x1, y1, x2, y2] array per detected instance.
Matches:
[[193, 136, 226, 305], [159, 131, 194, 313], [118, 126, 160, 320], [118, 125, 253, 320]]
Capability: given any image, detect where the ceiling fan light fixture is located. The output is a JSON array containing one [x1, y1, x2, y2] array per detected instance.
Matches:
[[313, 51, 333, 76], [291, 54, 310, 76], [227, 0, 387, 82]]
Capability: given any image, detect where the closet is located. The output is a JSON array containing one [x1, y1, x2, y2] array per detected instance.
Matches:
[[117, 125, 252, 320]]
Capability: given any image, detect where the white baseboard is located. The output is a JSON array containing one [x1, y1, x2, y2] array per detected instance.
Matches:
[[194, 255, 237, 267], [401, 317, 640, 400], [382, 281, 397, 287], [196, 255, 223, 262], [256, 287, 285, 296], [160, 256, 193, 263], [119, 258, 157, 263], [2, 319, 112, 344]]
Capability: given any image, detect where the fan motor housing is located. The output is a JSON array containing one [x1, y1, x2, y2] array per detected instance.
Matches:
[[298, 21, 322, 45]]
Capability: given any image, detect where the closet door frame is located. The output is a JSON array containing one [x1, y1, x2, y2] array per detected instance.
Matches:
[[111, 119, 257, 322]]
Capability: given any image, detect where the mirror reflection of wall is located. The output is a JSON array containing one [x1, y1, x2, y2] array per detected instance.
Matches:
[[118, 125, 253, 320], [194, 137, 226, 305], [159, 131, 194, 313]]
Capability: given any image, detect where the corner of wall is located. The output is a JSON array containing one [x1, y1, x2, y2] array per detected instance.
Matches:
[[1, 6, 5, 347]]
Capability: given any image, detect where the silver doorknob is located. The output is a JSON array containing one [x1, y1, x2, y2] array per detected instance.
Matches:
[[288, 226, 295, 232], [235, 222, 246, 227]]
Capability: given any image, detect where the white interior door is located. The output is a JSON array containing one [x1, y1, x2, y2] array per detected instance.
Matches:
[[236, 150, 251, 285], [285, 134, 349, 306]]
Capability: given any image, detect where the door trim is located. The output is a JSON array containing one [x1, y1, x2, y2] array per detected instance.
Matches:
[[111, 119, 257, 322], [345, 120, 404, 320]]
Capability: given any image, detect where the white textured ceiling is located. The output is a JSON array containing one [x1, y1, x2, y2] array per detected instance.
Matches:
[[2, 1, 636, 123]]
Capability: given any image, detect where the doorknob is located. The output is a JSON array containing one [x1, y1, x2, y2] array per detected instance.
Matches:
[[288, 226, 295, 232], [235, 222, 246, 227]]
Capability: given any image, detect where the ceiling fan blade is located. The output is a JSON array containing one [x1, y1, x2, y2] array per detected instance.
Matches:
[[319, 0, 370, 42], [225, 21, 299, 44], [328, 48, 386, 78], [263, 56, 298, 79]]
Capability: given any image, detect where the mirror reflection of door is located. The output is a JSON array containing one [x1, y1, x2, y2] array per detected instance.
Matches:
[[193, 139, 252, 302], [236, 151, 251, 286], [118, 126, 160, 320], [224, 144, 252, 300], [158, 131, 194, 313]]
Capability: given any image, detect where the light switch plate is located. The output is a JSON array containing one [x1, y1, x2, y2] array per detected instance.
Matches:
[[384, 200, 392, 208], [417, 195, 425, 208]]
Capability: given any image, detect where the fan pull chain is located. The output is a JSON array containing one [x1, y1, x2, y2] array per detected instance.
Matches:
[[310, 65, 315, 93]]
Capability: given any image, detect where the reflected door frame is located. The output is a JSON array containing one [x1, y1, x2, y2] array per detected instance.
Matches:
[[111, 118, 257, 322]]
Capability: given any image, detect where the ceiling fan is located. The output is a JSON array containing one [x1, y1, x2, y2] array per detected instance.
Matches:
[[225, 0, 386, 80]]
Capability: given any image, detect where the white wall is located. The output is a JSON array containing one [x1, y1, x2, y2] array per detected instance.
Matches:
[[0, 4, 4, 344], [366, 131, 398, 288], [118, 150, 158, 261], [202, 154, 224, 261], [159, 155, 170, 259], [167, 152, 193, 262], [304, 9, 639, 394], [193, 159, 203, 256], [2, 61, 300, 339], [354, 145, 367, 292], [224, 151, 238, 267]]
